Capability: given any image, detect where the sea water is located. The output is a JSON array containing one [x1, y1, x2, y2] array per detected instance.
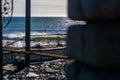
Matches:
[[3, 17, 85, 64], [3, 17, 79, 47]]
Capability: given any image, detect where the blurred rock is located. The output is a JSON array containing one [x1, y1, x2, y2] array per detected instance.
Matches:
[[5, 59, 71, 80]]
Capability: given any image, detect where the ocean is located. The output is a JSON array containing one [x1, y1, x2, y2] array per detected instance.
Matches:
[[3, 17, 77, 47], [2, 17, 86, 66], [2, 17, 74, 64]]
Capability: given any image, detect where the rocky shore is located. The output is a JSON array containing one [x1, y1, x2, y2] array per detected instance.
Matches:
[[4, 59, 72, 80]]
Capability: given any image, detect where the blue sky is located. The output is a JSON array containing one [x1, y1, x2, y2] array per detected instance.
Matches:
[[13, 0, 67, 17]]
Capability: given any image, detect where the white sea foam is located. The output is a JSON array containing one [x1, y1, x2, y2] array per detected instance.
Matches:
[[3, 40, 66, 48], [31, 31, 47, 36], [3, 40, 25, 47], [3, 31, 66, 47], [3, 32, 25, 38], [3, 31, 49, 39]]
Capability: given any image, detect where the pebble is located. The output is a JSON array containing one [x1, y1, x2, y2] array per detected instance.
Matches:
[[5, 59, 71, 80]]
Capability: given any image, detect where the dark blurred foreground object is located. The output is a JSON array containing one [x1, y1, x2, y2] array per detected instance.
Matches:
[[14, 56, 26, 71], [66, 0, 120, 80], [68, 0, 120, 21]]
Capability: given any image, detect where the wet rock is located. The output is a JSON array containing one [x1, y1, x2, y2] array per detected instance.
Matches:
[[3, 64, 17, 72], [13, 56, 26, 71], [5, 59, 71, 80], [45, 67, 55, 73], [30, 65, 37, 69]]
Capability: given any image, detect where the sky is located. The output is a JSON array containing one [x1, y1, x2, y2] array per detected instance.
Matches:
[[13, 0, 67, 17]]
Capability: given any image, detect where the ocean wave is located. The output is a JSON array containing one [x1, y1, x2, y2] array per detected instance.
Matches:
[[3, 31, 49, 39], [3, 31, 66, 40], [3, 32, 25, 39], [31, 31, 47, 36], [3, 40, 66, 48]]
